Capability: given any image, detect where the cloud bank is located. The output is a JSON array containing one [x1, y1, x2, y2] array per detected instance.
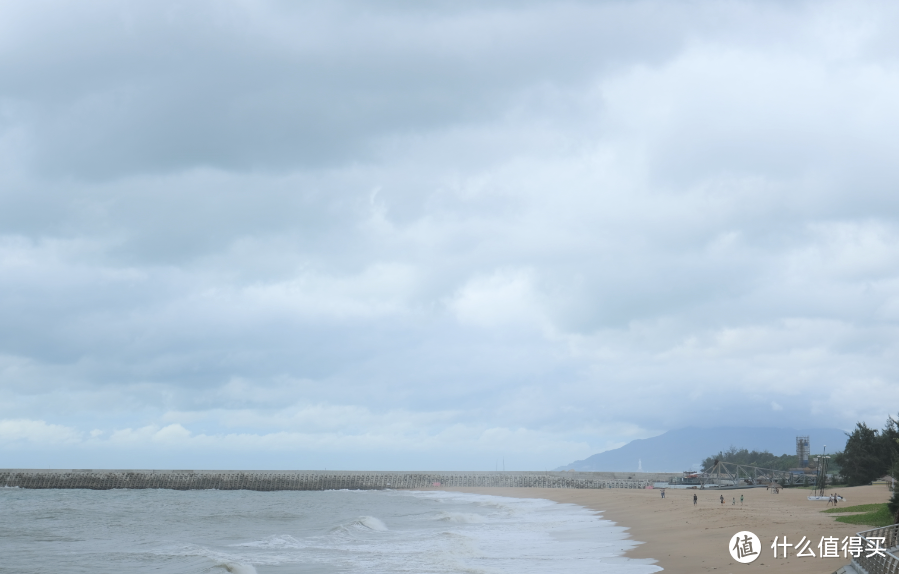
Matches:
[[2, 0, 899, 469]]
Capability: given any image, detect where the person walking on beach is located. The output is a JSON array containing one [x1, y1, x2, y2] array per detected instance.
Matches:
[[732, 497, 735, 505], [740, 494, 743, 506], [693, 493, 697, 506], [720, 494, 724, 505]]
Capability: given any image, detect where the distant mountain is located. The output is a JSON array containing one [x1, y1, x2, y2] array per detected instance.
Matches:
[[556, 427, 848, 473]]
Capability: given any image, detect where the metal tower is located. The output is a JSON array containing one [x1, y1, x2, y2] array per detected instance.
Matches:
[[796, 436, 810, 467]]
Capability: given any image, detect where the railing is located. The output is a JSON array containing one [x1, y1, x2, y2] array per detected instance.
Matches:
[[852, 524, 899, 574]]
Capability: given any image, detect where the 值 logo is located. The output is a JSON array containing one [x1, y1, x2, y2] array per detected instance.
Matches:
[[729, 531, 761, 563]]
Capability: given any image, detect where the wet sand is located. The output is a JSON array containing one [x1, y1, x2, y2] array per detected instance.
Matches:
[[425, 484, 891, 574]]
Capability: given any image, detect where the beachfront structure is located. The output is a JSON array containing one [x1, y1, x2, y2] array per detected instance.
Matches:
[[699, 459, 799, 488]]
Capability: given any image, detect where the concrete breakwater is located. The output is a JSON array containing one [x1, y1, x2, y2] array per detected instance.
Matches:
[[0, 469, 672, 491]]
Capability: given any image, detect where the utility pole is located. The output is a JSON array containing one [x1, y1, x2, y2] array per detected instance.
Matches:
[[817, 446, 830, 497]]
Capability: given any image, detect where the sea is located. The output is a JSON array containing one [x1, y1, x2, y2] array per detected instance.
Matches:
[[0, 488, 661, 574]]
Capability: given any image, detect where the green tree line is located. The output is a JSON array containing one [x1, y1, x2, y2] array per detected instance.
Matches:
[[832, 415, 899, 522], [833, 416, 899, 486]]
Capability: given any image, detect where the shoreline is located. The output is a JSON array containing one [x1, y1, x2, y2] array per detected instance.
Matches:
[[420, 484, 889, 574]]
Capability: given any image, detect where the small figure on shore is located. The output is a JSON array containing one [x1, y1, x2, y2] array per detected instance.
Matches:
[[693, 493, 697, 506], [732, 497, 735, 505], [740, 494, 744, 506], [661, 489, 665, 499], [720, 494, 724, 505]]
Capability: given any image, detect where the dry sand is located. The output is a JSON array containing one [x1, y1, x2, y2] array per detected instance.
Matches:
[[425, 484, 891, 574]]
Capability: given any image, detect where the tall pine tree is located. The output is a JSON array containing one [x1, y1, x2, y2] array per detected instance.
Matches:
[[834, 417, 899, 487]]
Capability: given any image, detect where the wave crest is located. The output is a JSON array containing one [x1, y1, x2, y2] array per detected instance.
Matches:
[[218, 562, 258, 574], [356, 516, 388, 531], [435, 512, 486, 524], [232, 535, 303, 549]]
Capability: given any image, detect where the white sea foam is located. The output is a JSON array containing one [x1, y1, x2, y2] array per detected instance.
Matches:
[[329, 515, 389, 537], [165, 544, 271, 572], [233, 534, 304, 549], [355, 515, 388, 531], [218, 562, 258, 574], [434, 511, 486, 523]]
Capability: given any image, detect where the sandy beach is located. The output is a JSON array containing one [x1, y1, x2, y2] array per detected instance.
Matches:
[[426, 485, 891, 574]]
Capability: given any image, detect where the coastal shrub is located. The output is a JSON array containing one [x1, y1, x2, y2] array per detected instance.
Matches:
[[889, 489, 899, 523], [889, 461, 899, 522]]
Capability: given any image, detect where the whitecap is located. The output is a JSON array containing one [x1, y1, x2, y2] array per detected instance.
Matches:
[[356, 516, 388, 531], [329, 515, 389, 536], [164, 544, 274, 570], [232, 535, 304, 549], [434, 511, 486, 524], [217, 562, 258, 574]]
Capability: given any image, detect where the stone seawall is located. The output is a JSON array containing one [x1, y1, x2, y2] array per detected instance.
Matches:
[[0, 470, 672, 491]]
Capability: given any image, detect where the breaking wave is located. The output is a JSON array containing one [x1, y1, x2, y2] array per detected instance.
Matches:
[[233, 535, 304, 549], [434, 511, 486, 523], [354, 515, 389, 531], [217, 562, 257, 574]]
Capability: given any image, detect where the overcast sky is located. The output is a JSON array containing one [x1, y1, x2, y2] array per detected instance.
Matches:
[[2, 0, 898, 470]]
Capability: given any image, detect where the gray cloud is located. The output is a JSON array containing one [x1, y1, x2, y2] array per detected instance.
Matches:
[[1, 0, 899, 469], [2, 0, 688, 179]]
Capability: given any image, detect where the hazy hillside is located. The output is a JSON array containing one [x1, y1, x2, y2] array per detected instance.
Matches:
[[556, 427, 848, 473]]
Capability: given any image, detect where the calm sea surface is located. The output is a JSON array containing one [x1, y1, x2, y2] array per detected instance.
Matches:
[[0, 488, 660, 574]]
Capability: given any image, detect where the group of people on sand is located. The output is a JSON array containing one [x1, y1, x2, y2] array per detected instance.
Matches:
[[828, 493, 841, 506], [659, 490, 745, 506], [660, 490, 757, 507]]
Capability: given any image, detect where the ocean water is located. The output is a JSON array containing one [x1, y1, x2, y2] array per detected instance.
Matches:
[[0, 488, 661, 574]]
